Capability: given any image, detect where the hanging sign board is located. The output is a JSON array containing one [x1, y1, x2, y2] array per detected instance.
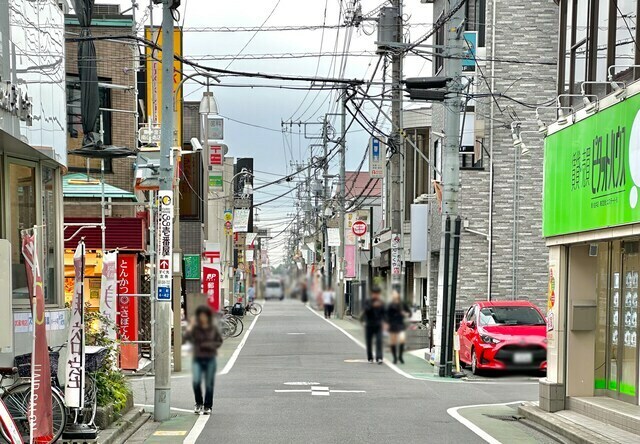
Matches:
[[233, 208, 250, 233], [369, 137, 385, 179], [157, 191, 173, 301], [202, 265, 221, 312], [327, 227, 341, 247], [183, 254, 201, 280], [391, 233, 402, 276]]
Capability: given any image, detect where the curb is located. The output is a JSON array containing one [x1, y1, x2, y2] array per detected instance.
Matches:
[[96, 408, 148, 444], [518, 402, 614, 444]]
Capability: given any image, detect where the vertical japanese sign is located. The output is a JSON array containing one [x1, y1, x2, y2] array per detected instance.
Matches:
[[117, 254, 139, 370], [345, 245, 356, 278], [547, 262, 557, 332], [144, 26, 183, 144], [391, 233, 402, 276], [157, 191, 173, 301], [100, 252, 117, 341], [202, 266, 221, 312], [369, 137, 385, 178], [21, 230, 53, 443], [66, 241, 86, 408]]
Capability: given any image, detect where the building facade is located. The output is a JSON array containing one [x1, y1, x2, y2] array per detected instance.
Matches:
[[541, 0, 640, 418], [0, 0, 67, 364], [427, 0, 559, 316]]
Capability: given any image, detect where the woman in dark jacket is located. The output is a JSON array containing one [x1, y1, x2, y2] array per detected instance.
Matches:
[[184, 305, 223, 415], [386, 290, 412, 364]]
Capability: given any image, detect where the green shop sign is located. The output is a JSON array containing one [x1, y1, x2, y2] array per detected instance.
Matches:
[[543, 93, 640, 237]]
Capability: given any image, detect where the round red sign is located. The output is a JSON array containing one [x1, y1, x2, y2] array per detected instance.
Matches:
[[352, 220, 367, 237]]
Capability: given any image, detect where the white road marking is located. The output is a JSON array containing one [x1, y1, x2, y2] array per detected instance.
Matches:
[[311, 386, 329, 391], [274, 386, 366, 396], [183, 412, 211, 444], [219, 304, 264, 375], [447, 401, 526, 444], [283, 382, 320, 386], [287, 332, 306, 335], [274, 389, 310, 393], [312, 391, 330, 396], [306, 305, 540, 385]]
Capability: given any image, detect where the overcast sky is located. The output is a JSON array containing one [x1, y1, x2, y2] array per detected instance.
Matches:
[[108, 0, 433, 264]]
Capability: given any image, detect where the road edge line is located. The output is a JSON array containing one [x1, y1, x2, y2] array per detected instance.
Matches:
[[305, 305, 419, 380], [219, 304, 263, 375], [446, 401, 527, 444], [183, 413, 211, 444]]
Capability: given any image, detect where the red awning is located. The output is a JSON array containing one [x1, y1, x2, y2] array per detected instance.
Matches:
[[64, 217, 146, 251]]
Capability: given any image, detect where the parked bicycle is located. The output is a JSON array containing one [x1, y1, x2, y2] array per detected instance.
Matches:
[[245, 301, 262, 315], [0, 344, 108, 443], [218, 310, 244, 339]]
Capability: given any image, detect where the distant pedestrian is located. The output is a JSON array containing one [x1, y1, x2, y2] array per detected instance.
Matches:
[[361, 285, 385, 364], [386, 290, 412, 364], [322, 285, 335, 318], [247, 285, 256, 303], [184, 305, 223, 415], [300, 281, 309, 304]]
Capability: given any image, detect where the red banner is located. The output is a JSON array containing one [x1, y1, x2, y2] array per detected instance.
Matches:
[[21, 232, 53, 443], [202, 265, 220, 312], [117, 254, 139, 370]]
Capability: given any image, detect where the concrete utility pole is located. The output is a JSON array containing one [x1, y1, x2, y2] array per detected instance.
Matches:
[[154, 0, 175, 421], [434, 0, 465, 378], [389, 0, 404, 294], [336, 87, 347, 319]]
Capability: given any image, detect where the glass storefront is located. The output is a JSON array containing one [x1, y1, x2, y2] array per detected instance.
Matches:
[[593, 240, 640, 403]]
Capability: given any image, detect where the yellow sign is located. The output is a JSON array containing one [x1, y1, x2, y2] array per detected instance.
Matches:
[[144, 26, 183, 146]]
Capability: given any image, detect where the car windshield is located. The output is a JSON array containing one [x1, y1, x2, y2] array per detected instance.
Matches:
[[267, 282, 280, 288], [479, 306, 546, 326]]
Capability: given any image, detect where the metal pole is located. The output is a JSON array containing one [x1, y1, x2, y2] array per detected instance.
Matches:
[[435, 0, 465, 377], [323, 121, 330, 290], [172, 148, 182, 372], [390, 0, 404, 295], [336, 87, 347, 319], [154, 0, 174, 421]]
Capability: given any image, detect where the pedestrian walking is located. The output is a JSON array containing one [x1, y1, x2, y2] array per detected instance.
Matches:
[[247, 284, 256, 303], [322, 285, 335, 318], [361, 285, 385, 364], [184, 305, 224, 415], [386, 290, 412, 364]]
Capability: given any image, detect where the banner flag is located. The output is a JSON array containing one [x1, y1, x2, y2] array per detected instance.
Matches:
[[65, 241, 86, 408], [21, 230, 53, 443], [100, 252, 117, 341]]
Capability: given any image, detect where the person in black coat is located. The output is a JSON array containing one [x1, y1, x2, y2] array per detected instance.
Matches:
[[361, 286, 386, 364], [386, 290, 412, 364]]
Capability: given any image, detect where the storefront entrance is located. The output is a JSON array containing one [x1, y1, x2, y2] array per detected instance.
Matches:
[[593, 240, 640, 404]]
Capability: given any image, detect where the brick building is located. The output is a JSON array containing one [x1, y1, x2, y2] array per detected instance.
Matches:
[[64, 4, 138, 218], [427, 0, 559, 311]]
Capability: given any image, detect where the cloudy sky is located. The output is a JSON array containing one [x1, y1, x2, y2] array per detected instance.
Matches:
[[109, 0, 433, 264]]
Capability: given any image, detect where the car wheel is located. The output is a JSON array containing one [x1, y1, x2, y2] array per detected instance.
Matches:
[[471, 348, 481, 376]]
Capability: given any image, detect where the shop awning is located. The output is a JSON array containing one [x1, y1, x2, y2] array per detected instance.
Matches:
[[63, 173, 137, 200], [64, 217, 146, 251]]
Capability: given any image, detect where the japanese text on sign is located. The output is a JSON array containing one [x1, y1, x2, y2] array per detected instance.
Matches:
[[157, 191, 173, 301]]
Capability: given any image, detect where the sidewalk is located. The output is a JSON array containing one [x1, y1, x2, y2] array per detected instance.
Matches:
[[106, 311, 261, 444]]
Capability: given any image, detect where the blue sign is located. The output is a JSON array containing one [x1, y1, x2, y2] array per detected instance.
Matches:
[[462, 31, 477, 70], [372, 138, 381, 161], [157, 286, 171, 301]]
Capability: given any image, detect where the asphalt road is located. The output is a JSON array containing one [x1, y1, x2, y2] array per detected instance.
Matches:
[[131, 299, 540, 443]]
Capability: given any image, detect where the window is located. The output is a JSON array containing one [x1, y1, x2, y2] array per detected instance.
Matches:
[[66, 75, 113, 173], [42, 166, 57, 304], [559, 0, 640, 102], [435, 12, 445, 74], [179, 149, 203, 221], [466, 0, 486, 47], [479, 306, 546, 326], [9, 162, 37, 302]]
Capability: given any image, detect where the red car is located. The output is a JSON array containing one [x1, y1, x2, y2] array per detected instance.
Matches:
[[457, 301, 547, 375]]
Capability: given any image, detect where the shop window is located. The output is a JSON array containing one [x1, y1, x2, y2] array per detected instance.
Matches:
[[42, 166, 57, 305], [434, 11, 445, 74], [179, 149, 203, 221], [466, 0, 486, 47], [66, 75, 113, 173], [8, 163, 37, 302]]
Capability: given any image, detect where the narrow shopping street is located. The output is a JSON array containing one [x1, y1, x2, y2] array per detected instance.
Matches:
[[130, 300, 542, 443]]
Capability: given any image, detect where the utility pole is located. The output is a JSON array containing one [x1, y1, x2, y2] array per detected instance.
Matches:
[[336, 87, 347, 319], [434, 0, 465, 378], [389, 0, 404, 294], [154, 0, 175, 421]]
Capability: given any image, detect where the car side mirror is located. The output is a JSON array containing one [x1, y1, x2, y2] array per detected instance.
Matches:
[[468, 321, 476, 330]]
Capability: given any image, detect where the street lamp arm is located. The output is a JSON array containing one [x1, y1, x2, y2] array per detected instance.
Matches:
[[173, 73, 221, 111]]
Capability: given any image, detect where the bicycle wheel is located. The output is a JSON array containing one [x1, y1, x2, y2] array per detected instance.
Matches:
[[220, 319, 233, 339], [248, 303, 262, 315], [231, 317, 244, 337], [1, 381, 67, 443], [70, 373, 97, 426]]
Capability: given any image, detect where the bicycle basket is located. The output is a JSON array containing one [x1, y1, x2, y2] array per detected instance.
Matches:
[[14, 351, 60, 378], [85, 347, 109, 372]]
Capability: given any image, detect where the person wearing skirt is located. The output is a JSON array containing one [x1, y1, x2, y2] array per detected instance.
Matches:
[[386, 290, 412, 364]]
